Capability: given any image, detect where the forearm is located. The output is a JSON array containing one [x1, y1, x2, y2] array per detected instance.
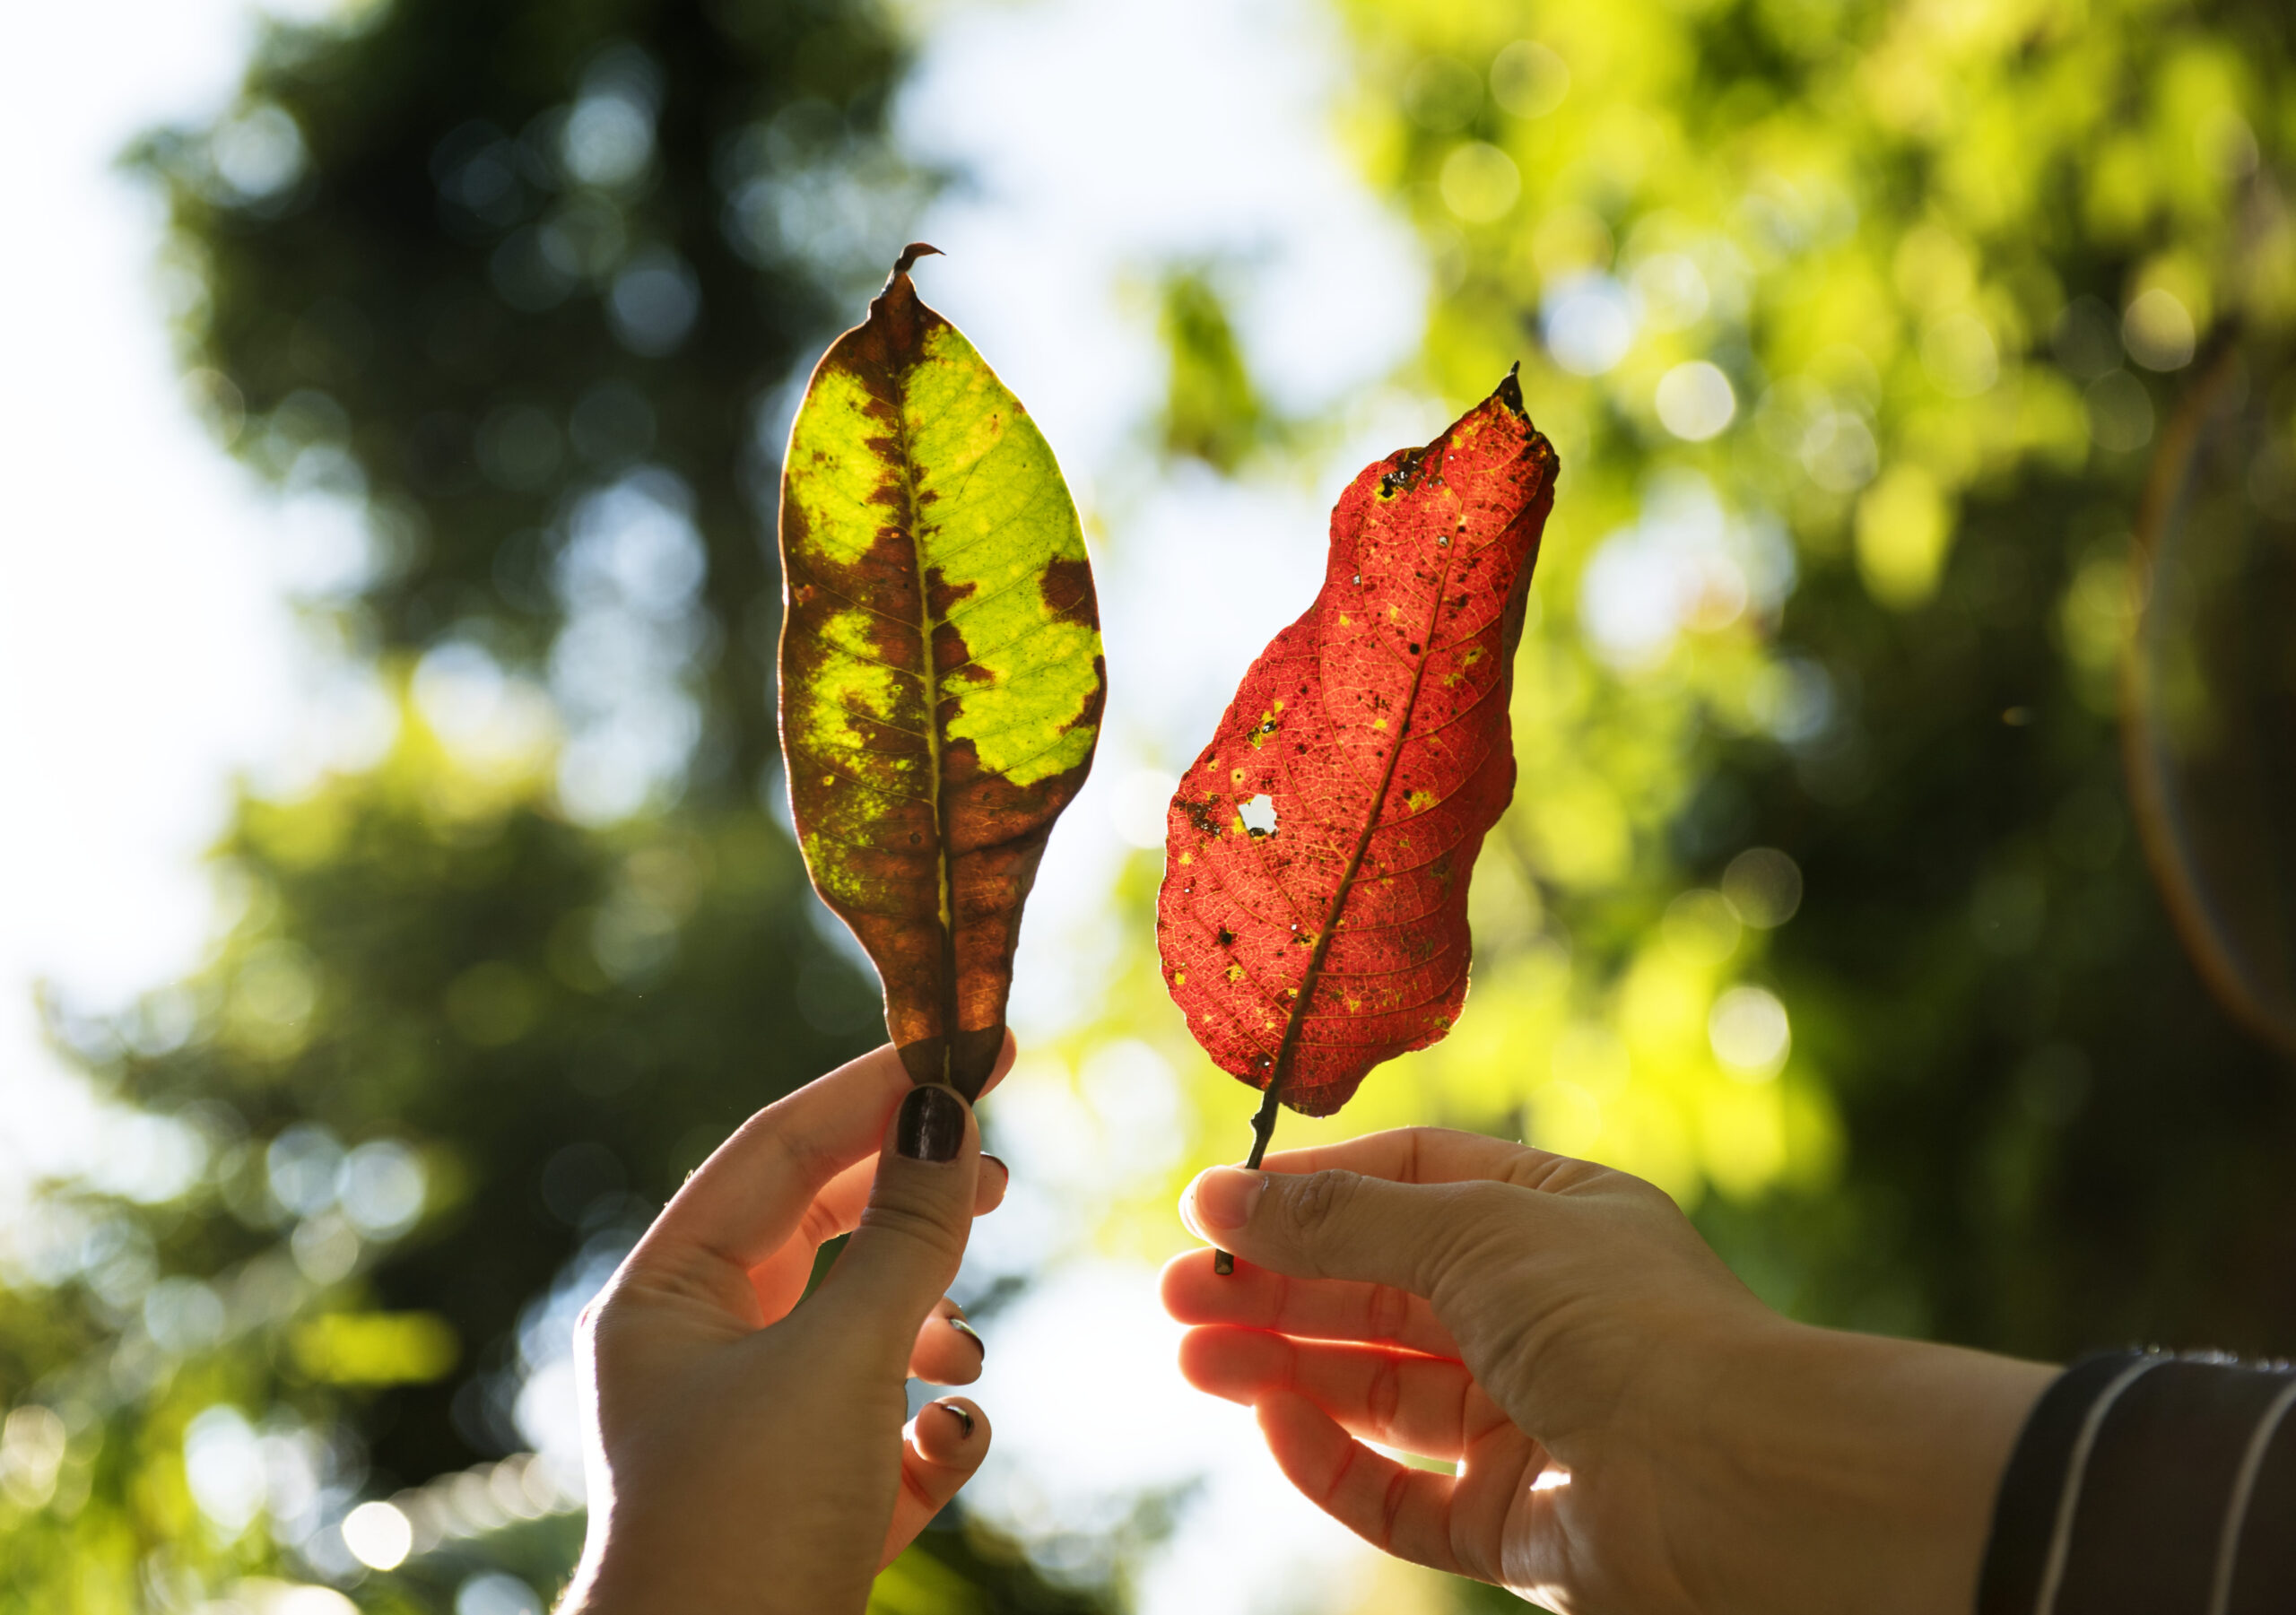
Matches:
[[1696, 1321, 2056, 1615], [1977, 1350, 2296, 1614]]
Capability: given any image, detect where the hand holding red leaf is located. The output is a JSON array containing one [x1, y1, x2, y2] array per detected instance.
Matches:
[[1157, 371, 1557, 1148]]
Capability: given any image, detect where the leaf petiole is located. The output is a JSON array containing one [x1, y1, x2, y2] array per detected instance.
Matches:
[[1211, 1076, 1286, 1276]]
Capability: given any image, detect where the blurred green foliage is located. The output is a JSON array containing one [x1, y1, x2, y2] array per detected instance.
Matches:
[[1153, 266, 1272, 473], [1304, 0, 2296, 1364], [0, 1, 1110, 1611]]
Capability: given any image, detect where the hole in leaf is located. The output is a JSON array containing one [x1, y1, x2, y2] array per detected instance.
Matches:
[[1240, 794, 1278, 838]]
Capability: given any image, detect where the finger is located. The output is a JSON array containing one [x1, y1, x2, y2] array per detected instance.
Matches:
[[749, 1151, 1011, 1322], [1160, 1247, 1458, 1358], [908, 1298, 988, 1386], [881, 1399, 989, 1568], [808, 1083, 979, 1356], [1180, 1158, 1530, 1297], [1180, 1326, 1490, 1460], [1258, 1126, 1578, 1188], [634, 1034, 1014, 1284], [1257, 1393, 1466, 1578], [799, 1151, 1011, 1252]]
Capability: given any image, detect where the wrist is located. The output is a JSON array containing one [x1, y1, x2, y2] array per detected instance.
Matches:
[[1692, 1319, 2055, 1615]]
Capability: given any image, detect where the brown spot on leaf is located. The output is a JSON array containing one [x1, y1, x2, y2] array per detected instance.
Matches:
[[1039, 557, 1099, 629], [926, 566, 978, 621]]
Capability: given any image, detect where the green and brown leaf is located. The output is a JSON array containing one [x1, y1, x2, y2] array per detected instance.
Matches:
[[778, 247, 1106, 1098]]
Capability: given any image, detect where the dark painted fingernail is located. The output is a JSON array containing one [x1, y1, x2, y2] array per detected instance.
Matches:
[[948, 1316, 986, 1359], [935, 1400, 976, 1439], [898, 1083, 966, 1162]]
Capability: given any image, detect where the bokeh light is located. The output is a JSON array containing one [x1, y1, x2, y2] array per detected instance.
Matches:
[[1542, 273, 1638, 376], [341, 1500, 413, 1570], [1655, 360, 1737, 441], [1709, 985, 1791, 1079], [1722, 849, 1804, 930]]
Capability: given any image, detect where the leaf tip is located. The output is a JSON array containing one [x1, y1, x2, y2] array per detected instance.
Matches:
[[1494, 361, 1526, 418], [891, 242, 944, 279]]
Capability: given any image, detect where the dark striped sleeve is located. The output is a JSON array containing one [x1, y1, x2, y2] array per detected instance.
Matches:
[[1977, 1349, 2296, 1615]]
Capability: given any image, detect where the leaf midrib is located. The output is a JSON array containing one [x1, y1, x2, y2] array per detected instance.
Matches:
[[1262, 501, 1462, 1093], [891, 346, 958, 1080]]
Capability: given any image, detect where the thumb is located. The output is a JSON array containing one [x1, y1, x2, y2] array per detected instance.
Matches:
[[811, 1082, 978, 1354], [1181, 1164, 1502, 1298]]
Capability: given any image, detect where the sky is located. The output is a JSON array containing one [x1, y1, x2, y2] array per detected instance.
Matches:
[[0, 0, 322, 1193], [0, 1, 1450, 1609]]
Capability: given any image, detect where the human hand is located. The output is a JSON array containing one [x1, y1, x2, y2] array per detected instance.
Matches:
[[557, 1040, 1012, 1615], [1162, 1129, 2054, 1615]]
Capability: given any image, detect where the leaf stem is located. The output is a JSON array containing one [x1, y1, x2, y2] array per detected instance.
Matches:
[[1212, 1078, 1284, 1276], [1211, 457, 1458, 1274]]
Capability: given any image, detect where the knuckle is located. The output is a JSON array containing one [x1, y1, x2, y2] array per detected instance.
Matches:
[[761, 1118, 844, 1194], [572, 1280, 635, 1366], [1364, 1281, 1413, 1345], [1365, 1354, 1404, 1429], [1377, 1463, 1411, 1548], [1499, 1150, 1576, 1191], [1497, 1153, 1550, 1189], [796, 1197, 842, 1250], [858, 1196, 967, 1265], [1401, 1126, 1490, 1176], [1401, 1129, 1433, 1184], [1275, 1169, 1361, 1253], [574, 1267, 631, 1339]]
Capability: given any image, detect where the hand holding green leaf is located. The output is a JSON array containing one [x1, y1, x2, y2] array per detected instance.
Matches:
[[778, 247, 1105, 1097]]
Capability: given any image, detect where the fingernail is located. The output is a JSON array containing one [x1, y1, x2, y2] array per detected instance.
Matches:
[[897, 1083, 967, 1162], [981, 1152, 1010, 1182], [1193, 1167, 1265, 1233], [948, 1317, 986, 1359], [935, 1400, 976, 1440]]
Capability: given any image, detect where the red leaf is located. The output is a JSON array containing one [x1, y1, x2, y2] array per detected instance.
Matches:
[[1155, 371, 1559, 1116]]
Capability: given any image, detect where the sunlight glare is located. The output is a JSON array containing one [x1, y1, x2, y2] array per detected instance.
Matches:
[[341, 1500, 413, 1570]]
